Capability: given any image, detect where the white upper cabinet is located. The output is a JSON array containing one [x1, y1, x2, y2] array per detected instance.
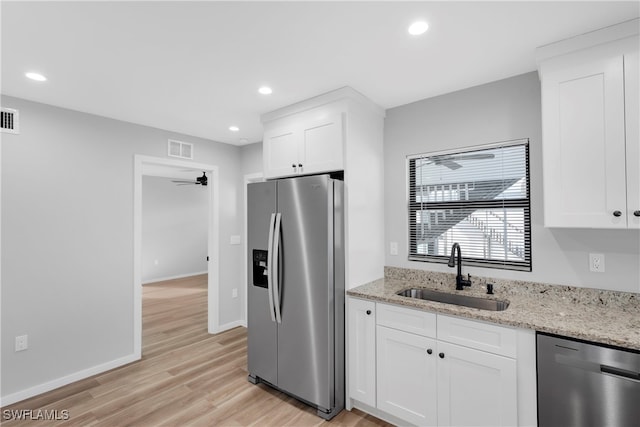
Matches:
[[262, 110, 344, 179], [537, 19, 639, 228], [300, 114, 344, 174], [625, 50, 640, 229], [541, 54, 626, 228], [263, 126, 299, 178]]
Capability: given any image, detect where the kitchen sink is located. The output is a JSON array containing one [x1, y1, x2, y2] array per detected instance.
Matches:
[[397, 288, 509, 311]]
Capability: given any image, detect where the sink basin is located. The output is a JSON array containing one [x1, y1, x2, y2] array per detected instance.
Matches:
[[397, 288, 509, 311]]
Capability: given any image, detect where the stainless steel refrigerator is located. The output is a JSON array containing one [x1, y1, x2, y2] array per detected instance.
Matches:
[[247, 174, 345, 420]]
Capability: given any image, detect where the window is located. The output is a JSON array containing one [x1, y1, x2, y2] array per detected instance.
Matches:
[[408, 139, 531, 271]]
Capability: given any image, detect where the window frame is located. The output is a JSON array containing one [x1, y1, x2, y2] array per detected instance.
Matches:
[[407, 139, 532, 272]]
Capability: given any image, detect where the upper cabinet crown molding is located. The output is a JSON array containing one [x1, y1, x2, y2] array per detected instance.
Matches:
[[537, 19, 640, 229], [536, 18, 639, 64], [260, 86, 385, 125]]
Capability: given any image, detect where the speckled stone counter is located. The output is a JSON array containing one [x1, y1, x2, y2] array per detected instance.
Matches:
[[347, 267, 640, 351]]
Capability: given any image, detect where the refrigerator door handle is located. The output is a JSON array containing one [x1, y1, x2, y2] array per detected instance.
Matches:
[[266, 213, 276, 322], [273, 212, 283, 324]]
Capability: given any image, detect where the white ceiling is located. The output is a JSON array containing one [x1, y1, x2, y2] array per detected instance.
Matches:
[[2, 1, 638, 146]]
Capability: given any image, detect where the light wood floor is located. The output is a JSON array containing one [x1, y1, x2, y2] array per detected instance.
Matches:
[[2, 274, 391, 426]]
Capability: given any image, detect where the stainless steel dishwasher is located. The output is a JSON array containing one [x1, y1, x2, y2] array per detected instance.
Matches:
[[537, 332, 640, 427]]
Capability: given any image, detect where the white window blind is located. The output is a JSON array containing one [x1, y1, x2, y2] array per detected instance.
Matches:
[[408, 139, 531, 271]]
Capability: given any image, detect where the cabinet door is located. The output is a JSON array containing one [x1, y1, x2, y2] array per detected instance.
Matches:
[[263, 126, 299, 179], [437, 341, 517, 427], [376, 326, 437, 426], [298, 113, 344, 175], [347, 298, 376, 407], [625, 50, 640, 229], [541, 54, 627, 228]]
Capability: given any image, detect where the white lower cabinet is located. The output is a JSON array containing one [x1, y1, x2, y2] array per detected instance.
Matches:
[[347, 298, 377, 407], [437, 341, 517, 427], [347, 299, 530, 426], [377, 326, 437, 426]]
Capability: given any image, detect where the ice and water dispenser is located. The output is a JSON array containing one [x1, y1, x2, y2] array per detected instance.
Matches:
[[252, 249, 268, 288]]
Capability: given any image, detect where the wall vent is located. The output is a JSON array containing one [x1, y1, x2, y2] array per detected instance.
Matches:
[[1, 108, 19, 134], [168, 139, 193, 160]]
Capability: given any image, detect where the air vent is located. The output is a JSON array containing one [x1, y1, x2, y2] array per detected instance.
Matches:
[[168, 139, 193, 160], [1, 108, 19, 134]]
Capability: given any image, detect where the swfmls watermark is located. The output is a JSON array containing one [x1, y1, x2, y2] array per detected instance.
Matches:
[[2, 409, 70, 421]]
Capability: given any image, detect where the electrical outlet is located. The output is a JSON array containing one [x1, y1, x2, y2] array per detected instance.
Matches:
[[232, 288, 238, 298], [589, 253, 605, 273], [390, 242, 398, 256], [15, 335, 28, 352]]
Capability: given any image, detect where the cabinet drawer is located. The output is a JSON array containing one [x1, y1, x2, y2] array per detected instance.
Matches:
[[376, 303, 436, 338], [437, 314, 516, 358]]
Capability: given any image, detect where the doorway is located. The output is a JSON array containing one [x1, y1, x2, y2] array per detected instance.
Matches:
[[133, 155, 220, 359]]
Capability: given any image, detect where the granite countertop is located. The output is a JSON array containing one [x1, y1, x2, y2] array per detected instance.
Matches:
[[347, 267, 640, 351]]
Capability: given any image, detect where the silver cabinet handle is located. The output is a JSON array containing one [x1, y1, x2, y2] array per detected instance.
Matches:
[[266, 213, 276, 322], [272, 213, 283, 324]]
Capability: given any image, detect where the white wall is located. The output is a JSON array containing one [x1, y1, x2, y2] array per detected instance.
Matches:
[[344, 100, 385, 289], [141, 176, 208, 283], [239, 142, 264, 324], [1, 95, 244, 401], [384, 72, 640, 293], [240, 142, 263, 176]]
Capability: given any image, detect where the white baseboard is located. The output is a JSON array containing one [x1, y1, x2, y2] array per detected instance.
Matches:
[[142, 271, 208, 285], [214, 320, 245, 334], [0, 353, 139, 407]]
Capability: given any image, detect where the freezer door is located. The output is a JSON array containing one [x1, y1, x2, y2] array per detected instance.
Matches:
[[276, 175, 335, 411], [247, 180, 278, 385]]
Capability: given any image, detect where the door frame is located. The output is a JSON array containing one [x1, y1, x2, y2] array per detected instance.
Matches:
[[133, 155, 220, 358]]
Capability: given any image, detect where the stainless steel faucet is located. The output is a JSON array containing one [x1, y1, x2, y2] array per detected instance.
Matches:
[[448, 242, 471, 290]]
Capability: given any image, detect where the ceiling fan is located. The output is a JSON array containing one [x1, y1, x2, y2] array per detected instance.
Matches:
[[172, 172, 208, 186], [422, 153, 495, 170]]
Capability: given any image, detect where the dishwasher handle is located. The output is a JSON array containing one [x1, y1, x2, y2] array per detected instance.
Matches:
[[600, 364, 640, 381]]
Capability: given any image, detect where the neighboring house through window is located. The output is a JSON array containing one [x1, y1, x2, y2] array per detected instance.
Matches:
[[408, 139, 531, 271]]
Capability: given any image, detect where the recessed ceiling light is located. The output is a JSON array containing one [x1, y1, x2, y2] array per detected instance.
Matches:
[[258, 86, 273, 95], [229, 126, 240, 132], [25, 72, 47, 82], [408, 21, 429, 36]]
